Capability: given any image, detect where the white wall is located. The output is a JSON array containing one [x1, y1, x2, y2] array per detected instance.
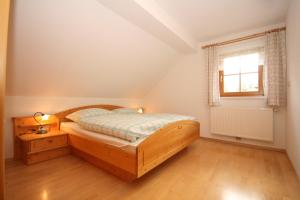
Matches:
[[144, 38, 286, 149], [144, 50, 210, 139], [7, 0, 178, 98], [5, 96, 142, 158], [286, 0, 300, 177]]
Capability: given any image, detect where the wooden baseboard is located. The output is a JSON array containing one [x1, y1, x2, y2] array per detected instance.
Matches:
[[200, 136, 286, 153]]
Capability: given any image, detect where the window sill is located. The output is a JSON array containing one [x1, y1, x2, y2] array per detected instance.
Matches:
[[221, 96, 266, 100]]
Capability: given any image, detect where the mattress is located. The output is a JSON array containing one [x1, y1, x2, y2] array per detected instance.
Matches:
[[61, 122, 143, 148]]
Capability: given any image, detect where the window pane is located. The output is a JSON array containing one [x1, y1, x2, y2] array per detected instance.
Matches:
[[223, 56, 240, 75], [241, 73, 259, 92], [224, 75, 240, 92], [241, 53, 259, 73]]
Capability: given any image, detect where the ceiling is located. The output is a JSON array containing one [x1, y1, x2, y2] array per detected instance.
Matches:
[[155, 0, 290, 41], [7, 0, 178, 98]]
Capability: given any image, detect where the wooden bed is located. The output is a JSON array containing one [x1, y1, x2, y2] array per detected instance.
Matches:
[[55, 105, 200, 181]]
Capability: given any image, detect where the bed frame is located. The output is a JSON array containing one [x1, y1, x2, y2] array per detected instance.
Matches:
[[55, 105, 200, 181]]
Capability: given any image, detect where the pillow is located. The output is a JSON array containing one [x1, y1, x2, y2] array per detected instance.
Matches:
[[66, 108, 112, 122], [112, 108, 139, 114]]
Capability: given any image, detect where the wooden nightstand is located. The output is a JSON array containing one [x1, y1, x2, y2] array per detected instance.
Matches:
[[17, 130, 70, 164], [13, 116, 70, 164]]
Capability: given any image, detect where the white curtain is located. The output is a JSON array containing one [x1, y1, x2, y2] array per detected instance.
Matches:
[[265, 30, 287, 107], [206, 46, 220, 106]]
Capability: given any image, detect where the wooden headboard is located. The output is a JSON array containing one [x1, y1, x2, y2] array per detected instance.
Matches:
[[55, 104, 123, 123]]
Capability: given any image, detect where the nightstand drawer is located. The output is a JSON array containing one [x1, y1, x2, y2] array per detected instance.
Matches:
[[30, 135, 68, 153]]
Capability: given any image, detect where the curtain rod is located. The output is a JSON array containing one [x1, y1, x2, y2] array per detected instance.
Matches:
[[201, 27, 286, 49]]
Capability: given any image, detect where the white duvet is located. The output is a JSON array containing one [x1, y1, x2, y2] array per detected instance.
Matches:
[[77, 113, 195, 142]]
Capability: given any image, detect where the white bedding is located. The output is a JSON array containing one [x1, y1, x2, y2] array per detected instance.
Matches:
[[76, 113, 195, 142], [61, 122, 143, 148]]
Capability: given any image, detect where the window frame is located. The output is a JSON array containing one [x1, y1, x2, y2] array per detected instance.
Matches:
[[219, 65, 264, 97]]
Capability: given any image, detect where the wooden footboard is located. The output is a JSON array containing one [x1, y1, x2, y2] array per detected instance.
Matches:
[[68, 134, 137, 181], [137, 120, 200, 177]]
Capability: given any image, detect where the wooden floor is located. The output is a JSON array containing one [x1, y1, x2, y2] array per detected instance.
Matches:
[[5, 139, 300, 200]]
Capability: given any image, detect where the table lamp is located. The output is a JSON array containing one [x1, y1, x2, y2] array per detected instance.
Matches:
[[33, 112, 50, 134]]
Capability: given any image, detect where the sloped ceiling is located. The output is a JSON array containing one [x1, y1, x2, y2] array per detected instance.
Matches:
[[6, 0, 178, 98], [156, 0, 290, 41], [96, 0, 197, 52]]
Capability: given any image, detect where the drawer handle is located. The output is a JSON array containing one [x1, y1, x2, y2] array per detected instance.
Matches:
[[178, 125, 182, 129], [47, 140, 53, 143]]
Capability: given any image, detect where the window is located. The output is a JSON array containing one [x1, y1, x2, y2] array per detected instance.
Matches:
[[219, 52, 264, 97]]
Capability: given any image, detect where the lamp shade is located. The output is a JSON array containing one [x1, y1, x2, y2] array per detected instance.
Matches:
[[137, 108, 144, 114]]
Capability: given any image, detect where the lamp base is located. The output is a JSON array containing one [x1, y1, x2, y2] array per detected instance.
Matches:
[[37, 126, 48, 134]]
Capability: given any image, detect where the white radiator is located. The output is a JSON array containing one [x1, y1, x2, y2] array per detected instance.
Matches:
[[210, 107, 273, 142]]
